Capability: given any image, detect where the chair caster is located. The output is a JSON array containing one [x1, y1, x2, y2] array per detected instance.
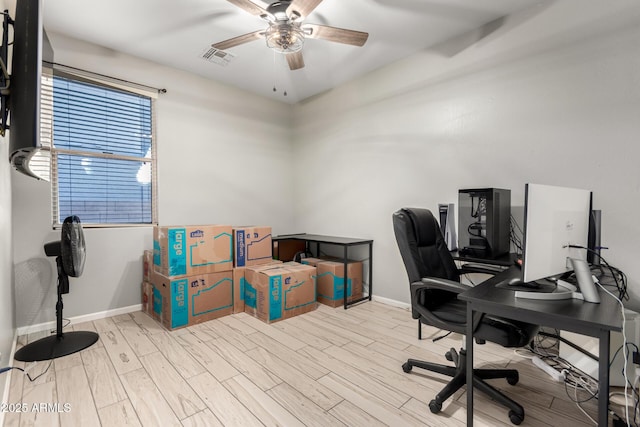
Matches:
[[508, 409, 524, 425], [429, 399, 442, 414], [445, 351, 454, 361], [507, 372, 519, 385], [402, 362, 412, 373]]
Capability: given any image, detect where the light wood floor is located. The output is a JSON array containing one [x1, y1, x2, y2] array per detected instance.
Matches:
[[3, 301, 602, 427]]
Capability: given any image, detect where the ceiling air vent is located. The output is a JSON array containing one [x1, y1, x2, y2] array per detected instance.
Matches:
[[200, 47, 236, 66]]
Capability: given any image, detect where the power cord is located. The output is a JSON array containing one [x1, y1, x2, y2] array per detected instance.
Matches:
[[594, 275, 632, 426], [566, 245, 628, 301], [0, 361, 53, 382], [515, 331, 611, 425], [510, 215, 524, 257], [0, 320, 71, 382]]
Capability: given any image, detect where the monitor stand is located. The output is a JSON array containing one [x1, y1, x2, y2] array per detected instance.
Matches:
[[514, 259, 601, 303], [514, 280, 581, 300]]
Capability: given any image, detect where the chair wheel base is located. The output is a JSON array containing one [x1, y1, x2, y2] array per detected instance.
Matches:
[[509, 409, 524, 425], [429, 399, 442, 414], [402, 362, 412, 373]]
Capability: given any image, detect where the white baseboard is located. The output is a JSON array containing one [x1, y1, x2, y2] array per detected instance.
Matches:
[[371, 295, 411, 310], [15, 304, 142, 336], [13, 296, 407, 338]]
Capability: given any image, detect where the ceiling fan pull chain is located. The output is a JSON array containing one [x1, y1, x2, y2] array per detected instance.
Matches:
[[272, 50, 278, 93]]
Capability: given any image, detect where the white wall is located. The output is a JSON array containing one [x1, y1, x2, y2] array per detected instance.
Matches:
[[11, 33, 295, 325], [292, 1, 640, 308]]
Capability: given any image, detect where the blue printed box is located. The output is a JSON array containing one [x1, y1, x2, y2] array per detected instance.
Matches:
[[154, 225, 233, 277], [232, 261, 281, 314], [233, 226, 273, 267], [244, 262, 317, 323], [150, 270, 234, 330], [314, 260, 363, 307]]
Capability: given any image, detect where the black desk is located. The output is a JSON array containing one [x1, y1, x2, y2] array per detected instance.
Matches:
[[272, 234, 373, 309], [459, 267, 623, 426]]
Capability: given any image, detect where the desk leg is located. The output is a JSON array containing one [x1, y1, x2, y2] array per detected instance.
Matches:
[[598, 331, 610, 426], [343, 245, 349, 310], [466, 303, 474, 427], [368, 243, 373, 301]]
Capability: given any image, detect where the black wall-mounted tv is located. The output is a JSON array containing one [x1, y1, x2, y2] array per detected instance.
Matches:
[[2, 0, 53, 179]]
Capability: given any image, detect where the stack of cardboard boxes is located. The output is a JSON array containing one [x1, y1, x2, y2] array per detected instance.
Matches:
[[141, 227, 362, 328], [142, 225, 323, 329], [145, 225, 235, 330]]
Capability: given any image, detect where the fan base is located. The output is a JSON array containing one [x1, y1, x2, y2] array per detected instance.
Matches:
[[14, 331, 99, 362]]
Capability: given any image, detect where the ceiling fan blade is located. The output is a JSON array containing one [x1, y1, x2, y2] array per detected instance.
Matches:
[[286, 51, 305, 70], [288, 0, 324, 19], [225, 0, 268, 17], [305, 24, 368, 47], [212, 30, 264, 50]]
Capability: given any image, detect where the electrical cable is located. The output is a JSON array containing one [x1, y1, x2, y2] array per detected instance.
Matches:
[[432, 331, 453, 342], [510, 215, 524, 257], [610, 342, 640, 426], [566, 245, 628, 300], [0, 361, 53, 382], [1, 318, 73, 383], [594, 276, 631, 426], [514, 330, 604, 423]]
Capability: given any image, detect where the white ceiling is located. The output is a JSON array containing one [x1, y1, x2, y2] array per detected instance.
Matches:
[[42, 0, 541, 104]]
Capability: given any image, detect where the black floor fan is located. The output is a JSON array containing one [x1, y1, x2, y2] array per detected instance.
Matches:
[[14, 216, 99, 362]]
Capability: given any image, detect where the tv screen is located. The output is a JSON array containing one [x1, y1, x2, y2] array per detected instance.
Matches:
[[7, 0, 53, 179]]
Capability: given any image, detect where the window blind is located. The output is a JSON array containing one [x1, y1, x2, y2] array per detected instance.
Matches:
[[47, 72, 157, 226]]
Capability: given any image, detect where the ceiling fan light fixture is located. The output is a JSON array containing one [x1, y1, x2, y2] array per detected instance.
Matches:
[[266, 23, 304, 53]]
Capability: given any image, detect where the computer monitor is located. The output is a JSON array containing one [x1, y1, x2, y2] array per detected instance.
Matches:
[[521, 183, 592, 284]]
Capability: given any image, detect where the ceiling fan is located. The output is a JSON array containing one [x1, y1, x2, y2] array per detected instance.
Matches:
[[211, 0, 369, 70]]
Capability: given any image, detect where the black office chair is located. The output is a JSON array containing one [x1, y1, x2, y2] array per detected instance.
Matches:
[[392, 208, 539, 425]]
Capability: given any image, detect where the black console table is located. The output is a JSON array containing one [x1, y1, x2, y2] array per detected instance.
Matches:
[[272, 234, 373, 309]]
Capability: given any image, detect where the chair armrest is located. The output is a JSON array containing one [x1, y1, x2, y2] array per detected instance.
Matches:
[[410, 277, 486, 335], [459, 263, 504, 276], [409, 278, 470, 319], [412, 277, 470, 295]]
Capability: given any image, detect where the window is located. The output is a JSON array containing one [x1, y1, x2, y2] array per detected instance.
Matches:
[[43, 70, 157, 226]]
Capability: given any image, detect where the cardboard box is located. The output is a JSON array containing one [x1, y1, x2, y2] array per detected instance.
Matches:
[[232, 260, 282, 313], [299, 257, 323, 267], [244, 262, 317, 323], [232, 268, 245, 314], [143, 250, 153, 283], [315, 260, 363, 307], [150, 270, 233, 330], [141, 281, 153, 314], [233, 226, 273, 267], [153, 225, 233, 277]]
